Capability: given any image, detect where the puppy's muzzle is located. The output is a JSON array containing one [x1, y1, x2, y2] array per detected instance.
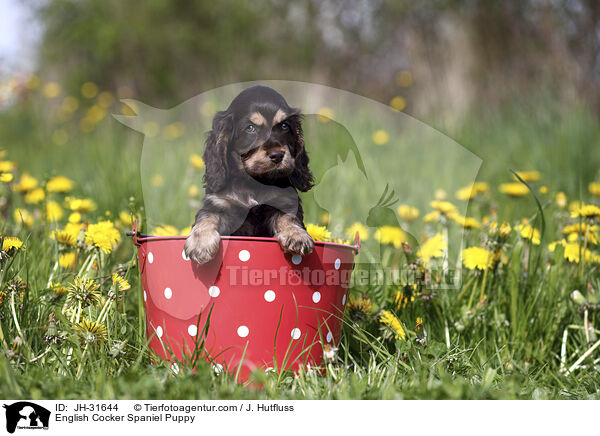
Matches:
[[268, 150, 285, 164]]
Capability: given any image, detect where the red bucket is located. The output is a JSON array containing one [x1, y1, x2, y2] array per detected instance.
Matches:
[[130, 222, 359, 382]]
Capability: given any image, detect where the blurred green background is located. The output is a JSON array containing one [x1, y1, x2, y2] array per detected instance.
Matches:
[[2, 0, 598, 186]]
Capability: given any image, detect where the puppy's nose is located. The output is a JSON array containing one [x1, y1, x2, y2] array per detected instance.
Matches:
[[268, 150, 285, 164]]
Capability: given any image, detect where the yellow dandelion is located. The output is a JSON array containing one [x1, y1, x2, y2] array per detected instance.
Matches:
[[97, 91, 114, 108], [24, 187, 45, 204], [46, 201, 64, 222], [306, 223, 331, 242], [389, 96, 406, 111], [112, 273, 131, 292], [85, 220, 121, 254], [76, 319, 107, 344], [434, 189, 447, 200], [499, 183, 529, 197], [372, 129, 389, 146], [0, 173, 13, 183], [450, 214, 480, 229], [395, 70, 413, 87], [379, 310, 406, 341], [568, 201, 584, 214], [345, 222, 370, 241], [150, 225, 180, 237], [50, 282, 68, 296], [347, 295, 373, 321], [188, 184, 200, 197], [68, 212, 82, 223], [53, 223, 83, 246], [2, 237, 24, 253], [46, 176, 75, 193], [59, 252, 76, 269], [66, 197, 97, 213], [570, 204, 600, 220], [118, 210, 133, 228], [43, 82, 61, 99], [190, 154, 206, 171], [517, 224, 541, 245], [320, 212, 330, 225], [81, 81, 99, 99], [15, 172, 38, 192], [317, 107, 334, 123], [397, 204, 419, 222], [489, 221, 512, 239], [423, 210, 440, 223], [13, 208, 34, 227], [513, 171, 541, 182], [163, 122, 185, 140], [374, 226, 407, 248], [0, 160, 16, 173], [462, 247, 491, 271], [430, 200, 457, 215], [455, 182, 490, 200], [590, 182, 600, 197], [151, 174, 164, 187], [555, 192, 567, 208], [563, 223, 599, 245], [540, 185, 548, 195], [417, 233, 446, 263]]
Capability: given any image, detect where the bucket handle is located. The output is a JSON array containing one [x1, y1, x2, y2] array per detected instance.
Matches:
[[353, 231, 361, 254], [126, 219, 151, 246]]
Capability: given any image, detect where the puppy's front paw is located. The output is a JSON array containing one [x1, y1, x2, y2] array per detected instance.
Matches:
[[277, 227, 314, 256], [184, 225, 221, 265]]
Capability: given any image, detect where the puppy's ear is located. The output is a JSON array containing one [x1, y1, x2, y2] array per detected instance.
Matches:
[[288, 113, 314, 192], [203, 110, 233, 193]]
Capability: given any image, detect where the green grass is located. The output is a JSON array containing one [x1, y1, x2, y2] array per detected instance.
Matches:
[[1, 90, 600, 400]]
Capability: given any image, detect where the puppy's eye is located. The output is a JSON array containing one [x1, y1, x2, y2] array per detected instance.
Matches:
[[280, 122, 289, 131], [245, 124, 256, 133]]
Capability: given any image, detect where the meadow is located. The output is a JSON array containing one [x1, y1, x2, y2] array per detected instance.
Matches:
[[1, 77, 600, 399]]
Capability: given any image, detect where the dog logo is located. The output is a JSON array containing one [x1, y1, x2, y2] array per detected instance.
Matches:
[[3, 402, 50, 433]]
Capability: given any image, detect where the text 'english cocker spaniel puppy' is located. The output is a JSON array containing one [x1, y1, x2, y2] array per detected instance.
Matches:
[[184, 85, 314, 264]]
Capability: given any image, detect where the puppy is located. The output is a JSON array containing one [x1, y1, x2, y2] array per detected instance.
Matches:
[[184, 85, 314, 264]]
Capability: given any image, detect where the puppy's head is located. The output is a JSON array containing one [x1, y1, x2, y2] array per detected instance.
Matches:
[[203, 85, 313, 193]]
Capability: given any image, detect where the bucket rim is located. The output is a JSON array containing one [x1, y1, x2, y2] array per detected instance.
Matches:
[[133, 234, 359, 253], [128, 220, 360, 253]]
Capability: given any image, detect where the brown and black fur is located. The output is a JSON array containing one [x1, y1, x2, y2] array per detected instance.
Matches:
[[184, 85, 314, 264]]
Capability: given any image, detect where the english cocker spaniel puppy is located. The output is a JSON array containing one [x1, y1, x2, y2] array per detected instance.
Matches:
[[184, 85, 314, 264]]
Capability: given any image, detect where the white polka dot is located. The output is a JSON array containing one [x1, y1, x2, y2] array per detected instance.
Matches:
[[208, 286, 220, 298], [188, 325, 198, 336], [264, 290, 276, 302], [143, 290, 147, 302], [291, 255, 302, 265], [182, 249, 190, 261], [156, 326, 163, 338], [334, 258, 341, 270], [291, 328, 301, 340], [164, 287, 173, 299], [312, 291, 321, 303], [237, 325, 249, 338], [238, 250, 250, 262], [213, 363, 224, 375], [342, 294, 347, 305], [171, 362, 180, 374], [148, 252, 154, 264], [326, 331, 333, 343]]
